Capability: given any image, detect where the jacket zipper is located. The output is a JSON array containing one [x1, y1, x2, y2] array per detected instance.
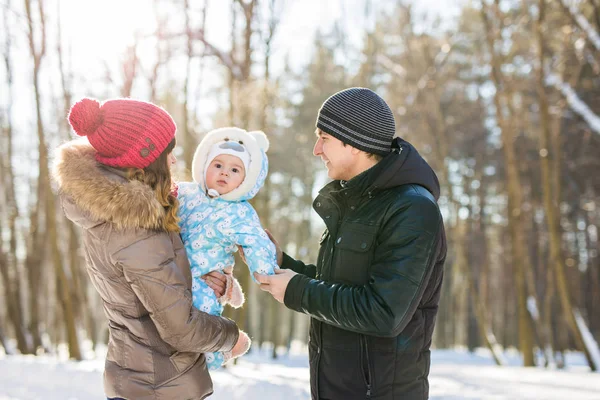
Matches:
[[320, 195, 341, 282], [315, 194, 340, 399], [314, 232, 330, 400], [314, 244, 323, 399], [360, 335, 373, 398]]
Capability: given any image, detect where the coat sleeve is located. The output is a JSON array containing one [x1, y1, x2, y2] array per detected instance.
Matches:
[[113, 232, 239, 353], [283, 194, 443, 338], [225, 204, 279, 283], [281, 252, 317, 279]]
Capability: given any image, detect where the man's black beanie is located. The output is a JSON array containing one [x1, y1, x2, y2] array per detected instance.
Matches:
[[316, 87, 396, 155]]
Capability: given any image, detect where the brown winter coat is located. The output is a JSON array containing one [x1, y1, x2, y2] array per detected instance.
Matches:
[[52, 140, 239, 400]]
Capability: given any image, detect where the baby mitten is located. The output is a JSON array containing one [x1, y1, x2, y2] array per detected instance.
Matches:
[[219, 266, 245, 308], [223, 330, 251, 364]]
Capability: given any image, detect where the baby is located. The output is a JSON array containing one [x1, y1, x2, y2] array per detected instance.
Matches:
[[177, 127, 278, 370]]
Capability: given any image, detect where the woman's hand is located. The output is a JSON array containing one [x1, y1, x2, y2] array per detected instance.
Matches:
[[202, 270, 228, 298]]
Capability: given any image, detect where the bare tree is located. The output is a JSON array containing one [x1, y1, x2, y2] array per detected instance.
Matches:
[[480, 0, 535, 366], [181, 0, 209, 171], [1, 0, 32, 355], [24, 0, 81, 359], [535, 0, 598, 371]]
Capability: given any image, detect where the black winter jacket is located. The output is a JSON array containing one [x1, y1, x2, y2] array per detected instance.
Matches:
[[283, 138, 447, 400]]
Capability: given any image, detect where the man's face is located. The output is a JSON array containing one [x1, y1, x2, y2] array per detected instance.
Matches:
[[205, 154, 246, 195], [313, 131, 357, 181]]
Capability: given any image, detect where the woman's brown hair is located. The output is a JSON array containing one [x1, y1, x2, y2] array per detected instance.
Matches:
[[127, 139, 180, 232]]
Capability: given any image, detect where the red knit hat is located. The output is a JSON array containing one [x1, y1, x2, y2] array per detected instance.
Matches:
[[67, 98, 176, 169]]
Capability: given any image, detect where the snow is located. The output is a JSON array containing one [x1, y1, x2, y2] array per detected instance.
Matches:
[[562, 0, 600, 51], [430, 350, 599, 399], [574, 309, 600, 371], [545, 72, 600, 135], [526, 296, 539, 320], [1, 348, 599, 400]]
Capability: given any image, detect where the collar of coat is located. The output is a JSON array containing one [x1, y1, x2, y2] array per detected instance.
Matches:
[[52, 139, 170, 232], [318, 137, 441, 201], [319, 141, 410, 200]]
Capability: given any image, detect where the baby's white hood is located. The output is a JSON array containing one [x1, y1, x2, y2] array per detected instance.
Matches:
[[191, 127, 269, 201]]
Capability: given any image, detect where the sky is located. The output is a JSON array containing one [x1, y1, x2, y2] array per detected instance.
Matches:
[[1, 347, 599, 399], [52, 0, 464, 76], [1, 0, 464, 134]]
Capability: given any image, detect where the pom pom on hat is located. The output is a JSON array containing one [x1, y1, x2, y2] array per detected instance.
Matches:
[[68, 98, 104, 137]]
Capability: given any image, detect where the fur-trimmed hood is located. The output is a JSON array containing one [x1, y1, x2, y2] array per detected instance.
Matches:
[[52, 139, 169, 231], [191, 127, 269, 202]]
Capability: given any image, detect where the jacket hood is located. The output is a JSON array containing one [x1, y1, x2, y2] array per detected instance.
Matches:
[[334, 137, 441, 200], [191, 127, 269, 202], [372, 137, 441, 199], [52, 139, 169, 231]]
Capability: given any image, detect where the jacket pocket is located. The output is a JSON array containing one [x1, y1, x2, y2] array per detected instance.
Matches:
[[170, 351, 201, 374], [155, 351, 206, 389], [333, 223, 377, 284], [319, 345, 367, 399], [106, 323, 155, 387], [367, 336, 398, 398]]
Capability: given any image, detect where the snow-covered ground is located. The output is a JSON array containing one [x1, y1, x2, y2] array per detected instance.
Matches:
[[1, 347, 599, 400]]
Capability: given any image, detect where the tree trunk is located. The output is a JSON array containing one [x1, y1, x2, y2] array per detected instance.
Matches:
[[1, 1, 31, 354], [0, 248, 30, 354], [452, 219, 469, 348], [228, 1, 237, 126], [25, 0, 82, 360], [25, 206, 43, 353], [181, 0, 206, 171], [535, 0, 597, 371], [470, 164, 505, 365], [480, 1, 535, 366]]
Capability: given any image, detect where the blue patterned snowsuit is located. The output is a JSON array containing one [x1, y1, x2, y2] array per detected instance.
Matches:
[[177, 147, 277, 369]]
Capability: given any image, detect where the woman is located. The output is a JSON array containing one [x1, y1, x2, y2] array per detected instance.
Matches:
[[53, 97, 243, 400]]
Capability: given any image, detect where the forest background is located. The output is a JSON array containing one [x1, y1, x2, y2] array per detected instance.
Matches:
[[1, 0, 599, 372]]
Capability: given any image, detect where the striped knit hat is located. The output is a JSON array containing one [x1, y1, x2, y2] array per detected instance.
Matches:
[[68, 98, 176, 169], [316, 87, 395, 155]]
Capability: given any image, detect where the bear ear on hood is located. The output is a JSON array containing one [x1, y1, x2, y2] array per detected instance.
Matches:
[[248, 130, 269, 152]]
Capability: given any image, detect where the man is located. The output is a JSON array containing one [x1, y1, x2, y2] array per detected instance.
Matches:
[[255, 87, 447, 400]]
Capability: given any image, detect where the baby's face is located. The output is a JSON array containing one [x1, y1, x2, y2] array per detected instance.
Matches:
[[206, 154, 246, 195]]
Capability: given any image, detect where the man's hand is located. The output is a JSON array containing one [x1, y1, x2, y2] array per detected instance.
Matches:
[[264, 229, 283, 266], [253, 269, 297, 303], [201, 270, 229, 298]]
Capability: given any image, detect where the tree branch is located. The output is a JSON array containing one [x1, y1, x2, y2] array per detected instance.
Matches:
[[560, 0, 600, 52], [188, 28, 243, 80]]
